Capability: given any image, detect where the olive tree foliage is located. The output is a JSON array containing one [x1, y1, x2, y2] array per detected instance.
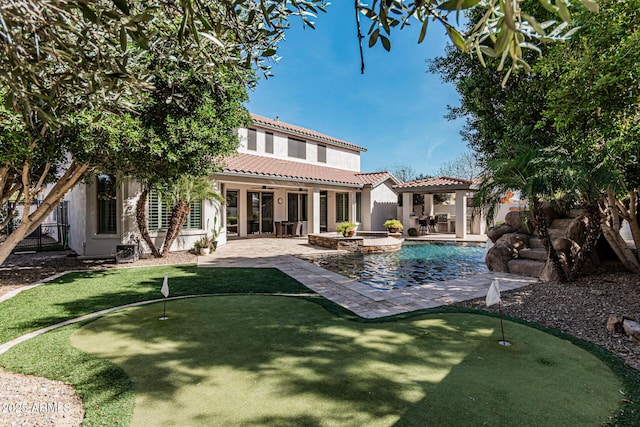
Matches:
[[0, 0, 321, 264], [356, 0, 597, 84]]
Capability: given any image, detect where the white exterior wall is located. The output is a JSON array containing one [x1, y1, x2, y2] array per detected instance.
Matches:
[[237, 127, 361, 171], [370, 181, 399, 231], [66, 183, 87, 256], [65, 178, 222, 258]]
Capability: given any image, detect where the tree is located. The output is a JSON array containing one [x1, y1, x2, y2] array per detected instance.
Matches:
[[0, 0, 595, 264], [125, 68, 250, 258], [0, 1, 263, 263], [537, 0, 640, 272], [432, 0, 640, 276], [156, 176, 225, 257], [436, 151, 484, 180]]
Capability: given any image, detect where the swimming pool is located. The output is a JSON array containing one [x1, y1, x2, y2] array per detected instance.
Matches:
[[304, 241, 488, 290]]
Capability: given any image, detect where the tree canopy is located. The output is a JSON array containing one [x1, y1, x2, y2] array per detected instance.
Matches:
[[432, 0, 640, 275]]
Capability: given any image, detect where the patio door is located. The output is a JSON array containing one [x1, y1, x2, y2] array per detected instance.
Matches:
[[247, 191, 274, 235]]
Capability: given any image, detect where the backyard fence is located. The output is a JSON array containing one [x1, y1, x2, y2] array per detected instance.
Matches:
[[2, 200, 70, 252]]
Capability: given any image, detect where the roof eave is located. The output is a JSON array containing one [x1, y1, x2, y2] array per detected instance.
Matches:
[[251, 117, 367, 153], [216, 171, 364, 188]]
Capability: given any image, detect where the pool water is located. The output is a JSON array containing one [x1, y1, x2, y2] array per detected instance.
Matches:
[[307, 242, 488, 290]]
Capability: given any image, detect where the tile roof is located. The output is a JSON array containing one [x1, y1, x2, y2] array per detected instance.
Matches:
[[219, 153, 395, 187], [250, 114, 367, 153], [393, 176, 477, 191], [356, 171, 401, 187]]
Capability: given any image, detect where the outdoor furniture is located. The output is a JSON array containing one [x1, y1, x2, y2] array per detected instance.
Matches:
[[274, 221, 284, 238], [428, 217, 437, 233], [418, 218, 428, 234]]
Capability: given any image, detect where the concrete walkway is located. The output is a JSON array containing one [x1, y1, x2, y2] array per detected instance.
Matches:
[[199, 237, 537, 319]]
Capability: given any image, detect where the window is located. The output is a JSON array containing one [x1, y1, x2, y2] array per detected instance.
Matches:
[[356, 192, 362, 223], [97, 174, 117, 234], [288, 137, 306, 159], [226, 190, 238, 236], [148, 190, 202, 230], [317, 144, 326, 163], [247, 128, 257, 151], [336, 192, 349, 223], [265, 132, 274, 154]]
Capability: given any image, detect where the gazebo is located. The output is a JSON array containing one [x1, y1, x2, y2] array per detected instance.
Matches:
[[393, 176, 485, 239]]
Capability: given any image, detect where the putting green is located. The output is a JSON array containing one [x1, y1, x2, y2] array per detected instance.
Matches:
[[71, 296, 622, 426]]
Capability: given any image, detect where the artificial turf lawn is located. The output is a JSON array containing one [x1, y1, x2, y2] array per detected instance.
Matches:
[[0, 265, 311, 344], [1, 266, 639, 425], [65, 296, 621, 426]]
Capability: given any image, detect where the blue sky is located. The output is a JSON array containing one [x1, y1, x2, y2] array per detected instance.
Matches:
[[246, 1, 468, 177]]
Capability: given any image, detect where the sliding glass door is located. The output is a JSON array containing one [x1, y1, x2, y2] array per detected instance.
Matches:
[[247, 191, 274, 235]]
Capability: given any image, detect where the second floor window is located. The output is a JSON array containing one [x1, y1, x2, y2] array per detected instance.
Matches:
[[288, 137, 306, 159], [265, 132, 274, 154], [317, 144, 327, 163], [247, 128, 257, 151], [148, 190, 202, 231], [336, 192, 349, 223]]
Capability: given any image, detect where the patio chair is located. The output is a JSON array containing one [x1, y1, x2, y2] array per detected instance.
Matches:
[[274, 221, 284, 238], [428, 217, 437, 233], [418, 218, 428, 234]]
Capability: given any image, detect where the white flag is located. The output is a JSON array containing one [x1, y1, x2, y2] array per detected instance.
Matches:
[[486, 279, 501, 307], [161, 274, 169, 298]]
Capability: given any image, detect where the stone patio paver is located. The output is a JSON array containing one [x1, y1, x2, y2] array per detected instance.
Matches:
[[199, 237, 537, 319]]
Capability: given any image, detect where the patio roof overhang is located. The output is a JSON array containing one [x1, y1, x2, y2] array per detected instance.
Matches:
[[393, 176, 479, 194]]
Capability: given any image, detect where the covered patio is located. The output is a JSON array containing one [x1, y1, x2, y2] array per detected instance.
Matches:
[[393, 176, 486, 239]]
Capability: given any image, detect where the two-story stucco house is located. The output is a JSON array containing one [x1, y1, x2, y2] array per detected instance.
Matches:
[[64, 114, 399, 257]]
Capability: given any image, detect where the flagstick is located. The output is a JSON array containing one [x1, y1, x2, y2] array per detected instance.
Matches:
[[159, 273, 169, 320], [159, 298, 168, 320], [498, 301, 511, 346]]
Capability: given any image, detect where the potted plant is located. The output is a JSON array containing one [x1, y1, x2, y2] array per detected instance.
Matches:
[[384, 219, 404, 233], [194, 235, 213, 255], [336, 221, 356, 237]]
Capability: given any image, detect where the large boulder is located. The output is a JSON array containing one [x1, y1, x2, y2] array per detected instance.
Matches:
[[487, 224, 516, 243], [495, 233, 530, 250], [486, 244, 517, 272], [504, 211, 534, 234]]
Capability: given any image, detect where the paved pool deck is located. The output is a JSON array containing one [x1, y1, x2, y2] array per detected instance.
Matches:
[[198, 237, 537, 319]]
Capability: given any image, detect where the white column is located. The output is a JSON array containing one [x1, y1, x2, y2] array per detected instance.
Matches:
[[455, 190, 467, 239], [402, 192, 413, 235], [310, 187, 321, 234], [426, 193, 435, 217], [238, 188, 247, 237], [350, 189, 357, 224]]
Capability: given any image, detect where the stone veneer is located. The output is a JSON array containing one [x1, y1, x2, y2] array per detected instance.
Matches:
[[308, 233, 402, 253]]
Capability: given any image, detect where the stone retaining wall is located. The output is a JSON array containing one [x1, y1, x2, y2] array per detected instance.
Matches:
[[308, 234, 363, 252]]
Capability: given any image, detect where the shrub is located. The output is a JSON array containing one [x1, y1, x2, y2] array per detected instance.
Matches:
[[383, 219, 404, 231]]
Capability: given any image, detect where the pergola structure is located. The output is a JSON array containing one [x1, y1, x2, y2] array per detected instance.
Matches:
[[393, 176, 484, 239]]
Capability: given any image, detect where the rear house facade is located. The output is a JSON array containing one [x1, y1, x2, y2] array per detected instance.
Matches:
[[64, 114, 399, 257]]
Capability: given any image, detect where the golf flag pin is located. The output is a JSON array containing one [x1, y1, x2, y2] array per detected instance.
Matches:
[[159, 274, 169, 320], [161, 274, 169, 298], [486, 279, 500, 307], [486, 279, 511, 346]]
